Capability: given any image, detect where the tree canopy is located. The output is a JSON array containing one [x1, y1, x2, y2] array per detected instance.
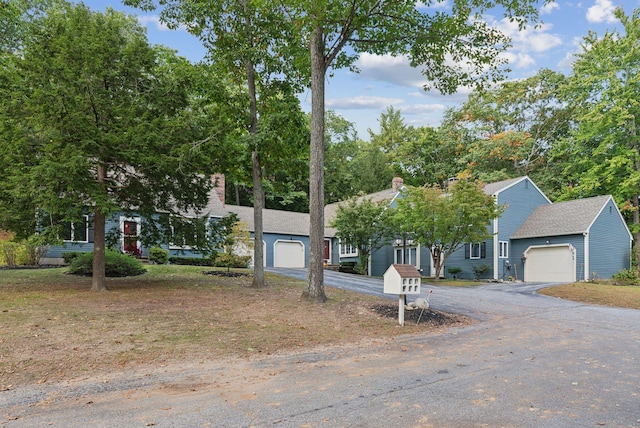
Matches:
[[329, 196, 395, 275], [393, 180, 502, 280], [0, 2, 230, 290], [551, 8, 640, 265]]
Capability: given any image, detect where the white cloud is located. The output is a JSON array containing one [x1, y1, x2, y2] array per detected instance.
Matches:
[[501, 52, 536, 68], [586, 0, 618, 23], [355, 53, 429, 88], [326, 96, 405, 110], [137, 15, 171, 31], [498, 19, 563, 53], [400, 104, 447, 115], [541, 2, 560, 14], [416, 0, 449, 10]]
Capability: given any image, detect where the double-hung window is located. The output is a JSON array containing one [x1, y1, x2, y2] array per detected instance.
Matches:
[[61, 215, 89, 243], [339, 239, 358, 257], [499, 241, 509, 259]]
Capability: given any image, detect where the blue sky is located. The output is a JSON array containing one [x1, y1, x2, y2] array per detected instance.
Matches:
[[90, 0, 637, 139]]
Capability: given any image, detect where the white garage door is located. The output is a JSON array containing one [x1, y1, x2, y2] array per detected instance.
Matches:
[[524, 245, 576, 283], [274, 241, 305, 268]]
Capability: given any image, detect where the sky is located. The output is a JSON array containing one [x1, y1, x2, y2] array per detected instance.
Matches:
[[89, 0, 638, 139]]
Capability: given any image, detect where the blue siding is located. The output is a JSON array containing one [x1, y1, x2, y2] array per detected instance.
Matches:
[[370, 246, 394, 277], [495, 178, 550, 279], [444, 241, 493, 280], [588, 199, 631, 278]]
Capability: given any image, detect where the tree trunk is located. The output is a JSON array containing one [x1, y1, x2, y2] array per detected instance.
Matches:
[[91, 163, 107, 292], [244, 42, 265, 286], [252, 149, 266, 287], [633, 194, 640, 269], [304, 23, 327, 303]]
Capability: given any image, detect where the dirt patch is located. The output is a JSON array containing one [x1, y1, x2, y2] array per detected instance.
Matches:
[[202, 270, 251, 277], [0, 266, 473, 390], [371, 304, 465, 325]]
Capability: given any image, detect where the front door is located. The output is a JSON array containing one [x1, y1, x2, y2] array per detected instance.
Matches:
[[122, 218, 141, 257]]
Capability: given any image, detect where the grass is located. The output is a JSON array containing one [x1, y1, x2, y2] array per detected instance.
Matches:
[[0, 265, 468, 389], [539, 281, 640, 309]]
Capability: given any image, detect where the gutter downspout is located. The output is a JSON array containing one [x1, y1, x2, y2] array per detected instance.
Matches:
[[583, 232, 589, 281], [493, 217, 499, 281]]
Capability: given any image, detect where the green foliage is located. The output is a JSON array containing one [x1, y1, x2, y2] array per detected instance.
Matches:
[[550, 9, 640, 265], [612, 269, 639, 286], [67, 250, 146, 277], [472, 264, 491, 280], [442, 68, 571, 195], [447, 266, 462, 279], [1, 3, 232, 289], [0, 240, 19, 267], [168, 256, 216, 266], [22, 234, 50, 266], [215, 253, 252, 269], [149, 247, 169, 265], [330, 196, 396, 275], [394, 180, 502, 280], [61, 252, 84, 264]]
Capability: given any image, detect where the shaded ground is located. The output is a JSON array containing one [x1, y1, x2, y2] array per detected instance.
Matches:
[[0, 266, 471, 390]]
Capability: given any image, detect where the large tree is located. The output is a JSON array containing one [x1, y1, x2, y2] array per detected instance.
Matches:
[[126, 0, 309, 288], [393, 180, 502, 280], [329, 196, 395, 275], [1, 3, 221, 290], [443, 68, 571, 196], [552, 8, 640, 266], [295, 0, 545, 302]]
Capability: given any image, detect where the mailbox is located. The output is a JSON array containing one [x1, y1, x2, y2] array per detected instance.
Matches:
[[383, 264, 421, 295]]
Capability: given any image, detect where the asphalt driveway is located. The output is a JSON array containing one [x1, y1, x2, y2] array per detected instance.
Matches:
[[2, 269, 639, 427]]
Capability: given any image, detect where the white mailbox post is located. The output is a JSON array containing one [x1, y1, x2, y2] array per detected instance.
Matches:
[[383, 264, 422, 326]]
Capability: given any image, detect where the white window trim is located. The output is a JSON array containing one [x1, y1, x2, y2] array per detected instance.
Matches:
[[63, 215, 89, 243], [339, 239, 358, 257], [470, 242, 481, 259], [499, 241, 509, 259]]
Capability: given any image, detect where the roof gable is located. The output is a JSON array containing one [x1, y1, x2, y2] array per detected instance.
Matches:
[[512, 195, 614, 239]]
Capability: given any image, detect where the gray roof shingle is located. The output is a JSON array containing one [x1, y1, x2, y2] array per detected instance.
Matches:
[[482, 176, 527, 196], [511, 195, 612, 239]]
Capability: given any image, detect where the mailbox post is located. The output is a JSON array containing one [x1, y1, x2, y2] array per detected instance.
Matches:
[[383, 264, 422, 326]]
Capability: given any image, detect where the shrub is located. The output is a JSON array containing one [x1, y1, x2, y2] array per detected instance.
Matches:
[[472, 263, 491, 279], [149, 247, 169, 264], [62, 252, 85, 264], [0, 240, 19, 267], [612, 269, 639, 286], [215, 253, 251, 269], [447, 266, 462, 279], [23, 235, 50, 266], [168, 256, 216, 266], [67, 250, 146, 277]]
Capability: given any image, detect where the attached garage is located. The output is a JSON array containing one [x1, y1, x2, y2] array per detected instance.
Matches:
[[274, 240, 305, 268], [523, 244, 576, 283]]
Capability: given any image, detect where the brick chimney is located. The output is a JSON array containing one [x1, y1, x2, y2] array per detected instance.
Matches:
[[392, 177, 404, 192], [212, 174, 225, 205]]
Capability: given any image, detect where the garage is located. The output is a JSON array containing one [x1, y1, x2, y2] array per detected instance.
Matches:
[[524, 244, 576, 283], [274, 240, 305, 268]]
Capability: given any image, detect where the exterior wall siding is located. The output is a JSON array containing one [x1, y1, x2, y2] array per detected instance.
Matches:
[[588, 199, 632, 278], [444, 240, 494, 280], [495, 178, 550, 279]]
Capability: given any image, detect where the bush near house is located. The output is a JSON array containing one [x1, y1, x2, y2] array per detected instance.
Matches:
[[67, 250, 146, 277], [447, 266, 462, 279], [472, 263, 491, 280], [168, 256, 216, 266], [149, 247, 169, 264], [0, 232, 49, 267], [612, 269, 639, 286]]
